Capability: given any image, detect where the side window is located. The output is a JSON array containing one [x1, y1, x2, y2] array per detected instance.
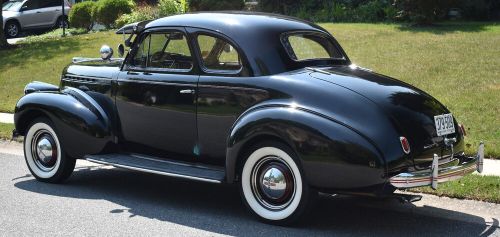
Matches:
[[130, 34, 150, 68], [41, 0, 61, 8], [130, 31, 193, 71], [197, 34, 242, 72], [22, 0, 40, 10], [148, 32, 192, 70]]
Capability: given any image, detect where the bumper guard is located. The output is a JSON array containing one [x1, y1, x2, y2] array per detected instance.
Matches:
[[390, 142, 484, 189]]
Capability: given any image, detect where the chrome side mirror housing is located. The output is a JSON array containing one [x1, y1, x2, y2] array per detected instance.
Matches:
[[117, 44, 125, 58], [100, 45, 113, 60]]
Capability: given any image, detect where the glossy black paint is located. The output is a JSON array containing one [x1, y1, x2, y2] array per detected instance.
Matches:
[[14, 12, 464, 194]]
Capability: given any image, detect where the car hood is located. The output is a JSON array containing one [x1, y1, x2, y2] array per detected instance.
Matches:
[[2, 10, 18, 19], [308, 66, 463, 168], [64, 58, 123, 79]]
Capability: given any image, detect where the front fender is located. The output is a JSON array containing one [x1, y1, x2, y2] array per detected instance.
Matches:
[[14, 87, 114, 158], [226, 105, 387, 190]]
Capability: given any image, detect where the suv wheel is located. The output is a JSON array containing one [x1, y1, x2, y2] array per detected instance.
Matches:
[[55, 17, 69, 29], [24, 118, 76, 183], [5, 21, 20, 38], [239, 141, 316, 225]]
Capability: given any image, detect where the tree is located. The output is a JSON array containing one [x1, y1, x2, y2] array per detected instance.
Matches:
[[0, 8, 9, 49]]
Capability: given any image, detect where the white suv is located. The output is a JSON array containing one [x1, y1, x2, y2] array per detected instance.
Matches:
[[2, 0, 71, 38]]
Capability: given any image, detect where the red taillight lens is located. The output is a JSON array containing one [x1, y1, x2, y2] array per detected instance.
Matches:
[[400, 137, 411, 154], [459, 124, 467, 136]]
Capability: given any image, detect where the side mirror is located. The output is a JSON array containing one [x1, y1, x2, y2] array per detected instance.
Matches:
[[117, 44, 125, 57], [20, 5, 28, 11], [100, 45, 113, 60]]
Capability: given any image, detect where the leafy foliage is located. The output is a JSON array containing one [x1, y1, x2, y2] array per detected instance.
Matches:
[[189, 0, 244, 11], [158, 0, 185, 17], [115, 5, 159, 28], [394, 0, 454, 24], [95, 0, 135, 28], [69, 1, 97, 31]]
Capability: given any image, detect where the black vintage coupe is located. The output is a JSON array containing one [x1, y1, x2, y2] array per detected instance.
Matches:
[[14, 12, 484, 224]]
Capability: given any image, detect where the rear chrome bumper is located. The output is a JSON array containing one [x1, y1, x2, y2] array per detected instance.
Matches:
[[390, 142, 484, 189]]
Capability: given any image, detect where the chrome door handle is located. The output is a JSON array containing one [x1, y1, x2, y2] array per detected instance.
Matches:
[[179, 89, 195, 94]]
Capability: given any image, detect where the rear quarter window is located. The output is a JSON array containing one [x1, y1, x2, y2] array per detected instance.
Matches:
[[281, 32, 343, 61]]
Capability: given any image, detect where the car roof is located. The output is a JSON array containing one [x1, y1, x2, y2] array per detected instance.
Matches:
[[146, 12, 327, 35], [144, 12, 346, 76]]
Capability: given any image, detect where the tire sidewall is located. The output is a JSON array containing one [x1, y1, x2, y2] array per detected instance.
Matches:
[[240, 142, 310, 224], [24, 118, 69, 182]]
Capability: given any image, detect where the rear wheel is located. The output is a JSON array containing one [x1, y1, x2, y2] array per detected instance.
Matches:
[[24, 118, 75, 183], [55, 17, 69, 29], [239, 141, 316, 225]]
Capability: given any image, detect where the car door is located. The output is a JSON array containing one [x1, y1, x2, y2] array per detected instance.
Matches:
[[190, 29, 269, 166], [116, 28, 199, 161], [38, 0, 61, 27], [17, 0, 43, 28]]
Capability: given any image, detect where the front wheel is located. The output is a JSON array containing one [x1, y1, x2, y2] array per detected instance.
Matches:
[[240, 142, 316, 225], [4, 21, 20, 38], [24, 118, 75, 183]]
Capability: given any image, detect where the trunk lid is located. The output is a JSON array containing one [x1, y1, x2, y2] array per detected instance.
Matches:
[[309, 66, 463, 169]]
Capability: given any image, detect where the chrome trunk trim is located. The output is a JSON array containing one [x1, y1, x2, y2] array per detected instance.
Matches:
[[390, 142, 484, 189]]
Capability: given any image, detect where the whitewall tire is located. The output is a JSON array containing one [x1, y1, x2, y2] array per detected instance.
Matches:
[[240, 142, 315, 225], [24, 118, 75, 183]]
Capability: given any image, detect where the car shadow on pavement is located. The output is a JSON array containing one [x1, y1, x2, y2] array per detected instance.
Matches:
[[13, 166, 497, 237]]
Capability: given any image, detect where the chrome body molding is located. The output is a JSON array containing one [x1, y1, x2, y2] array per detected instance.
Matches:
[[390, 142, 484, 189]]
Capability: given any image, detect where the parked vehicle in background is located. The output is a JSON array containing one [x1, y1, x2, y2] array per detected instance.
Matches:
[[2, 0, 71, 38]]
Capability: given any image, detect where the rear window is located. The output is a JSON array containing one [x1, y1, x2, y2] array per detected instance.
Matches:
[[281, 32, 344, 61]]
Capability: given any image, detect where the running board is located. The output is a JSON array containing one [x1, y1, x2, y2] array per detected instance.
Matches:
[[84, 153, 225, 183]]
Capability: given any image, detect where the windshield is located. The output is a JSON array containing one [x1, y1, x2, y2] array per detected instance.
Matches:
[[2, 1, 23, 11], [281, 32, 345, 61]]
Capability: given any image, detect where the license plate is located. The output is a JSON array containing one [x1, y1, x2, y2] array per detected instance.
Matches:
[[434, 113, 455, 136]]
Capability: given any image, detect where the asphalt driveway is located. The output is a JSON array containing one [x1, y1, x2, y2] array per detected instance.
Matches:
[[0, 145, 498, 236]]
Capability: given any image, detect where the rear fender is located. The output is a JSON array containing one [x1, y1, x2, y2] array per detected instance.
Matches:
[[14, 87, 114, 158], [225, 106, 386, 190]]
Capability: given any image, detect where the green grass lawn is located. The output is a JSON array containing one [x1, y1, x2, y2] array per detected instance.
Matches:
[[0, 30, 122, 112], [0, 22, 498, 157], [410, 174, 500, 203], [0, 123, 14, 139]]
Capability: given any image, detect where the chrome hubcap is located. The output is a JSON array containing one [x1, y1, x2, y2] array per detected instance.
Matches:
[[260, 167, 287, 199], [31, 130, 57, 171], [37, 138, 53, 163], [251, 156, 296, 210]]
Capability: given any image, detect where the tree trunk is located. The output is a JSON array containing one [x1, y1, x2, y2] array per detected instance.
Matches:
[[0, 9, 10, 49]]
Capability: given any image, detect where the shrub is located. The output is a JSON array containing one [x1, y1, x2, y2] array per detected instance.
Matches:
[[158, 0, 185, 17], [395, 0, 454, 24], [356, 0, 388, 22], [68, 1, 96, 31], [459, 0, 500, 20], [189, 0, 244, 11], [115, 5, 159, 28], [95, 0, 134, 29]]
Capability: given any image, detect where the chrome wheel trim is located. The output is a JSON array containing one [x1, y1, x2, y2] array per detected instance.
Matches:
[[250, 156, 296, 210], [241, 146, 303, 221], [7, 24, 18, 37], [31, 130, 58, 172], [24, 122, 62, 179]]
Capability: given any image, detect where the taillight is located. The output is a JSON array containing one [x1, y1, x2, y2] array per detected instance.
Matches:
[[459, 124, 467, 136], [400, 137, 411, 154]]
